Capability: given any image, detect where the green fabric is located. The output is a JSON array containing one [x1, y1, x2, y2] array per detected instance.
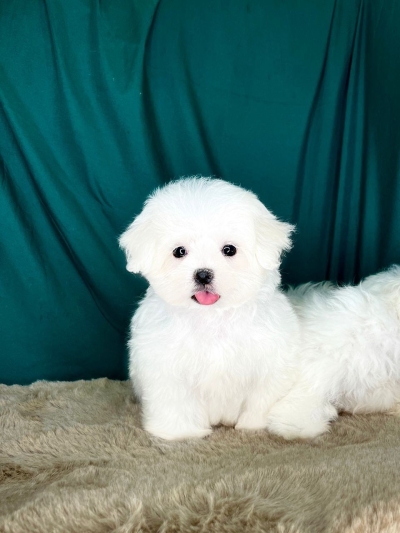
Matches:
[[1, 0, 399, 385]]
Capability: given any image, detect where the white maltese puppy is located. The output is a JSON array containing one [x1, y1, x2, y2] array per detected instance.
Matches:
[[119, 177, 400, 440]]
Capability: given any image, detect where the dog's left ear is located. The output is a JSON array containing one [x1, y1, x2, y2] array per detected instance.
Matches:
[[255, 205, 295, 270], [119, 211, 155, 275]]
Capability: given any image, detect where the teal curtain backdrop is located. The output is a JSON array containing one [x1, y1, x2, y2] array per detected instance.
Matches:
[[1, 0, 399, 384]]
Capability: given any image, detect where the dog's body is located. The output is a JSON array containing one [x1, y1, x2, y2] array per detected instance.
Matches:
[[120, 178, 400, 440], [129, 282, 300, 440]]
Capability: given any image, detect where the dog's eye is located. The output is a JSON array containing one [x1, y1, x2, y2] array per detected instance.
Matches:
[[222, 245, 237, 257], [173, 246, 187, 258]]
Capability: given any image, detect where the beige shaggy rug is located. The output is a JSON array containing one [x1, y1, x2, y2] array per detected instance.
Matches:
[[1, 379, 400, 532]]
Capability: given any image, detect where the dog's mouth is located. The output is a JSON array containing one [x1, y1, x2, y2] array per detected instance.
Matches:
[[191, 291, 220, 305]]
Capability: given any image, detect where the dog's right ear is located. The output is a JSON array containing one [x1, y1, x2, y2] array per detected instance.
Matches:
[[119, 212, 155, 275], [255, 204, 295, 271]]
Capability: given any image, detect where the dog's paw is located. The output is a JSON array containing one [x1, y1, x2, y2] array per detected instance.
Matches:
[[266, 402, 338, 440], [145, 425, 212, 441], [266, 416, 330, 440]]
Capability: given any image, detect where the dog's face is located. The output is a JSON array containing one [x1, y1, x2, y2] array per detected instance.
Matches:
[[119, 178, 294, 309]]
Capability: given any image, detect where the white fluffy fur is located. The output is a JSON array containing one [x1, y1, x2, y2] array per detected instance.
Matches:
[[119, 177, 400, 440], [277, 269, 400, 437]]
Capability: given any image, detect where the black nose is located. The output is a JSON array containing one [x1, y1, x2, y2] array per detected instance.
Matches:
[[194, 269, 214, 285]]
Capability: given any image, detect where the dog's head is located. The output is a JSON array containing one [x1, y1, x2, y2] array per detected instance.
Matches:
[[119, 178, 294, 308]]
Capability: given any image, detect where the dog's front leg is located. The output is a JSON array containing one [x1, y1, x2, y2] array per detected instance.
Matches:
[[235, 389, 276, 432], [140, 385, 212, 441]]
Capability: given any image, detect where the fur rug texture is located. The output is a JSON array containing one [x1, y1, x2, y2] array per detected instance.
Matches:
[[1, 379, 400, 532]]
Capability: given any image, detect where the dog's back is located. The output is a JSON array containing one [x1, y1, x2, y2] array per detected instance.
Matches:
[[288, 265, 400, 317]]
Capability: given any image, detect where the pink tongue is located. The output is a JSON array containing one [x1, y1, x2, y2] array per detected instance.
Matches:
[[194, 291, 220, 305]]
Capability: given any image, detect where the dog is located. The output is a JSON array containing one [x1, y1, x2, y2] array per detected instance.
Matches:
[[119, 177, 400, 440]]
